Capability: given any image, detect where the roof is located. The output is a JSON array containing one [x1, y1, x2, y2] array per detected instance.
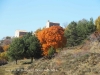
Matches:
[[47, 20, 60, 24], [15, 30, 27, 32]]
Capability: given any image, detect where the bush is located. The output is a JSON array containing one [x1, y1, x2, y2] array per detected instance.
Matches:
[[48, 46, 56, 59]]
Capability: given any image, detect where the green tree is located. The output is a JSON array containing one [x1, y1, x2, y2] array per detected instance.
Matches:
[[77, 18, 96, 41], [48, 46, 56, 59], [22, 32, 42, 63], [7, 38, 24, 64], [64, 18, 96, 47], [64, 21, 78, 46]]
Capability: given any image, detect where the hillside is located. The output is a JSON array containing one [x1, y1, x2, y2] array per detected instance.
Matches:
[[0, 33, 100, 75]]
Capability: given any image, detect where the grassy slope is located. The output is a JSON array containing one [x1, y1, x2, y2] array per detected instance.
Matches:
[[0, 35, 100, 75]]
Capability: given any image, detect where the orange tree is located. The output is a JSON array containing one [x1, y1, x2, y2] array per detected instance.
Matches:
[[37, 26, 66, 56]]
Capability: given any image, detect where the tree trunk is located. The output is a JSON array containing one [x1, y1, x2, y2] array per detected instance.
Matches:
[[31, 57, 33, 63], [15, 59, 17, 65]]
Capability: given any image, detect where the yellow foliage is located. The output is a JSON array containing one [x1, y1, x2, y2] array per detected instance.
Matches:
[[3, 45, 9, 51], [95, 16, 100, 31], [0, 52, 8, 60]]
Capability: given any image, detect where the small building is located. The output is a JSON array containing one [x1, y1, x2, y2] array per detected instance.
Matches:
[[15, 30, 27, 37], [46, 20, 60, 28]]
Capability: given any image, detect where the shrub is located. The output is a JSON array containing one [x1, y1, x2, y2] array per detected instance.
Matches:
[[48, 46, 56, 59]]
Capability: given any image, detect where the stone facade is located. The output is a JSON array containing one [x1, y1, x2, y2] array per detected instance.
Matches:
[[46, 20, 60, 28], [15, 30, 27, 37]]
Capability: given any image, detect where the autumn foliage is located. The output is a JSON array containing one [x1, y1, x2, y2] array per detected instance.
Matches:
[[95, 16, 100, 31], [37, 26, 66, 56], [3, 45, 9, 51]]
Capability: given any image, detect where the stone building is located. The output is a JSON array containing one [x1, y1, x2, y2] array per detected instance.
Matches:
[[15, 30, 27, 37], [46, 20, 60, 28]]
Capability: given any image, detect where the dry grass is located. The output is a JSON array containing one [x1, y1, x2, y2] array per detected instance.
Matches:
[[0, 41, 100, 75]]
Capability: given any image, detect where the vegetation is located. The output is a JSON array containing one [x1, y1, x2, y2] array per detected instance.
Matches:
[[34, 27, 46, 36], [0, 52, 8, 60], [22, 32, 42, 63], [1, 16, 100, 75], [64, 18, 96, 47], [37, 26, 66, 56], [95, 16, 100, 31], [7, 38, 24, 64], [48, 46, 56, 59], [2, 45, 9, 51], [7, 32, 42, 64], [0, 36, 12, 46], [1, 45, 100, 75], [34, 28, 42, 36], [0, 46, 3, 52]]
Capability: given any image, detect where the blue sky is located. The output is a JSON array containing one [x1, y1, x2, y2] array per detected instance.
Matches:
[[0, 0, 100, 39]]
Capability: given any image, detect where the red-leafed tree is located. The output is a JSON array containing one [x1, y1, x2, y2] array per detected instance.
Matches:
[[37, 26, 66, 56]]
